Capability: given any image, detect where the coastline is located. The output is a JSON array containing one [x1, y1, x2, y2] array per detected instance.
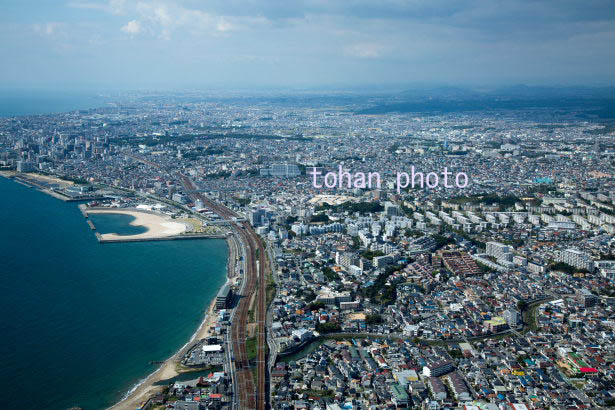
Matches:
[[0, 171, 105, 202], [107, 239, 233, 410], [107, 293, 223, 410], [87, 208, 188, 240], [1, 173, 233, 410]]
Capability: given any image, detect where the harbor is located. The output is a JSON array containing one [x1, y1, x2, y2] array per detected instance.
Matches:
[[1, 171, 107, 202], [0, 175, 230, 410], [80, 205, 228, 243]]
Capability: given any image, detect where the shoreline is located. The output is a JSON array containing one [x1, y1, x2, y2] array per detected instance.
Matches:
[[107, 290, 224, 410], [107, 239, 234, 410], [87, 208, 189, 240], [86, 208, 226, 242], [0, 171, 106, 202], [1, 173, 234, 410]]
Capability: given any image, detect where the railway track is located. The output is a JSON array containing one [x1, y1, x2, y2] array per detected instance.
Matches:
[[126, 155, 268, 409], [255, 231, 267, 410], [179, 175, 267, 409]]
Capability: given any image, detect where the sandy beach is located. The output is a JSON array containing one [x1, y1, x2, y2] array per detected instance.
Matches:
[[28, 173, 75, 187], [100, 208, 232, 410], [3, 171, 75, 187], [108, 294, 222, 410], [87, 209, 188, 240], [0, 170, 16, 178]]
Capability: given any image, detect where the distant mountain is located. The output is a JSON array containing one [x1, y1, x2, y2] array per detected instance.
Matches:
[[488, 85, 615, 99], [395, 84, 615, 99], [356, 85, 615, 117], [397, 85, 484, 99]]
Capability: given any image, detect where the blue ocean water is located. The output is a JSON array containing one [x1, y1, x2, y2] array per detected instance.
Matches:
[[0, 90, 107, 117], [0, 176, 228, 410], [89, 213, 149, 236]]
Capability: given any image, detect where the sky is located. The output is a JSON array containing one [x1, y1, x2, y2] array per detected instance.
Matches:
[[1, 0, 615, 90]]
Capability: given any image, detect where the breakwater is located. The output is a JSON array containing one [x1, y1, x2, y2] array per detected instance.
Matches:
[[0, 175, 229, 410], [96, 233, 227, 243], [83, 206, 227, 243], [9, 174, 106, 202]]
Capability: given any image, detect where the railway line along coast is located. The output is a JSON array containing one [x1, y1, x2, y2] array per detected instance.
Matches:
[[180, 174, 268, 410]]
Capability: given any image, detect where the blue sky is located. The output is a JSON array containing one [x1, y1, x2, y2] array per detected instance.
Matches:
[[2, 0, 615, 90]]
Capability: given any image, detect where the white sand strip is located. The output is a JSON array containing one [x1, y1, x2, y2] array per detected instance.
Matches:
[[87, 209, 187, 240]]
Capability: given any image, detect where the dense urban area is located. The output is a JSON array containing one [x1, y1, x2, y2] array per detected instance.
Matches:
[[2, 90, 615, 410]]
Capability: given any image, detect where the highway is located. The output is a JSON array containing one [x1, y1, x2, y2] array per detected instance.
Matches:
[[179, 174, 268, 410]]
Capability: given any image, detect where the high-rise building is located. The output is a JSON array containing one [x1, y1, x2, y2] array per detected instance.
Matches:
[[249, 209, 267, 227], [577, 289, 598, 307], [16, 161, 35, 173], [423, 360, 454, 377], [486, 241, 512, 261], [215, 284, 233, 310], [504, 309, 521, 327], [557, 248, 594, 272], [384, 201, 401, 217], [260, 163, 301, 177], [337, 251, 359, 268]]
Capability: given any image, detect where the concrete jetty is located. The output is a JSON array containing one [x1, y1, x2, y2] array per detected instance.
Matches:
[[96, 233, 227, 243], [11, 175, 106, 202]]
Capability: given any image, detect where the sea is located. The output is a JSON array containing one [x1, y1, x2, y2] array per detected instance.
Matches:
[[0, 170, 228, 409], [0, 90, 108, 117]]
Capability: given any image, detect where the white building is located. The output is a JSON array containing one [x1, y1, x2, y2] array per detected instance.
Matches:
[[557, 248, 594, 272], [423, 360, 454, 377], [504, 309, 521, 327], [260, 163, 301, 177], [486, 241, 512, 261]]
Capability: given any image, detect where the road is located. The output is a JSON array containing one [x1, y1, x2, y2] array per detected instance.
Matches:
[[126, 155, 269, 409], [264, 242, 280, 372], [179, 175, 268, 410]]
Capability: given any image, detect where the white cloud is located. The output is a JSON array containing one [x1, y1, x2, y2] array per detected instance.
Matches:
[[33, 22, 67, 37], [121, 19, 142, 35], [105, 1, 265, 39], [216, 17, 235, 33], [109, 0, 127, 15], [67, 2, 109, 12], [346, 42, 386, 58], [67, 0, 126, 15]]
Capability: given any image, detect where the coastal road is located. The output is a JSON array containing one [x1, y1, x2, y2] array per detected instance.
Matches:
[[179, 175, 268, 410], [123, 154, 268, 408]]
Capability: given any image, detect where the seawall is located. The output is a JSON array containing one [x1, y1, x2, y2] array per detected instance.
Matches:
[[97, 234, 227, 243]]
